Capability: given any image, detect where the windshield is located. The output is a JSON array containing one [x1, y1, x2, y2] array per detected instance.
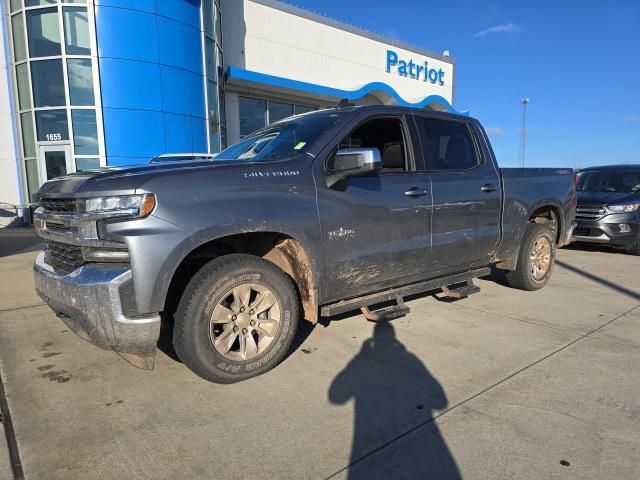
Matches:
[[576, 169, 640, 193], [215, 111, 345, 161]]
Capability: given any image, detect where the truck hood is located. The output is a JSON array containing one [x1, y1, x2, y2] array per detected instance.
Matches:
[[577, 191, 640, 206], [36, 160, 259, 199]]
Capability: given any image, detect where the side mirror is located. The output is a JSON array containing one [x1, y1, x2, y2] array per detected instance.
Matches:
[[327, 148, 382, 188]]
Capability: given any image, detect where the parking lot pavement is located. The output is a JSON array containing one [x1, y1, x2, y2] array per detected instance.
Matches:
[[0, 245, 638, 479]]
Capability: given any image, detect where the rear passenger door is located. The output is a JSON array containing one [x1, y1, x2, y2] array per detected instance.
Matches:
[[413, 115, 501, 275]]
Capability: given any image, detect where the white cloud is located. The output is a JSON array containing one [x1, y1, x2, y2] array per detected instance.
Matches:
[[485, 127, 504, 136], [474, 23, 524, 38], [626, 114, 640, 122]]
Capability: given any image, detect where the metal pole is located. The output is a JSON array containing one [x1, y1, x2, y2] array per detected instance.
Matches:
[[519, 98, 529, 168]]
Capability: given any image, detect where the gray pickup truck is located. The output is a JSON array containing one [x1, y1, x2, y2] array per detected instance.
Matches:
[[33, 105, 576, 383]]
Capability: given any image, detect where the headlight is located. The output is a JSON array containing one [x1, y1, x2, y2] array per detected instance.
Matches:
[[80, 194, 156, 218], [605, 204, 640, 214]]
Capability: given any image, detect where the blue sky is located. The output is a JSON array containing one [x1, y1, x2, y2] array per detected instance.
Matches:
[[284, 0, 640, 168]]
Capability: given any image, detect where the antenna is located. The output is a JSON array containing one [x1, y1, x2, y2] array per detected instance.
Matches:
[[519, 98, 529, 168]]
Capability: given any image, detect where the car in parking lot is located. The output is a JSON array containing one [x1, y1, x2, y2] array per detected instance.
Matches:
[[573, 164, 640, 254], [32, 105, 576, 383]]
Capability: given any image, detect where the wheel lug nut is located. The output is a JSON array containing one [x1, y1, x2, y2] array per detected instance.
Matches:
[[249, 310, 254, 315], [233, 326, 239, 333], [242, 328, 248, 334], [231, 315, 237, 321], [250, 320, 256, 326], [240, 307, 245, 313]]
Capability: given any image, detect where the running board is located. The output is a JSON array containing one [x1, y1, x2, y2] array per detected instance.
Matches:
[[440, 279, 480, 300], [361, 297, 410, 322], [320, 267, 490, 318]]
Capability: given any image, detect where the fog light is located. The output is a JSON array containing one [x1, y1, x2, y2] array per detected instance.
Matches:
[[619, 224, 631, 233]]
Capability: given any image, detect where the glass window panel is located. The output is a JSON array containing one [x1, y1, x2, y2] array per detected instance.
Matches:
[[27, 8, 61, 58], [67, 59, 94, 105], [205, 38, 216, 82], [268, 101, 294, 124], [25, 159, 40, 204], [31, 59, 65, 107], [10, 0, 22, 12], [35, 109, 69, 141], [16, 63, 31, 110], [76, 158, 100, 171], [217, 46, 223, 82], [63, 7, 91, 55], [71, 109, 98, 155], [295, 105, 315, 115], [239, 97, 266, 137], [218, 86, 226, 127], [11, 13, 27, 62], [44, 151, 68, 180], [209, 123, 220, 153], [25, 0, 56, 6], [207, 80, 218, 123], [215, 5, 222, 45], [203, 0, 213, 38], [20, 111, 36, 157]]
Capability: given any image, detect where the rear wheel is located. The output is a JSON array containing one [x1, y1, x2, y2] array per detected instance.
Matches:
[[173, 254, 299, 383], [506, 223, 556, 291]]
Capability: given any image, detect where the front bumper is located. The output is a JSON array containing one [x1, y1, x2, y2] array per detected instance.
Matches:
[[33, 251, 161, 369], [572, 214, 639, 246]]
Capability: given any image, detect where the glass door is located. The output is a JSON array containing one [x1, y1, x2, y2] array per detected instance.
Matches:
[[37, 144, 74, 184]]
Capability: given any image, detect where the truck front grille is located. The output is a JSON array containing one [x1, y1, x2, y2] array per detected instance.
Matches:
[[576, 205, 606, 221], [45, 241, 85, 274], [39, 198, 78, 214]]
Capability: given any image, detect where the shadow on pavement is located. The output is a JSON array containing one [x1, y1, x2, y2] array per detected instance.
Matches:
[[555, 259, 640, 301], [0, 227, 43, 258], [329, 321, 460, 479]]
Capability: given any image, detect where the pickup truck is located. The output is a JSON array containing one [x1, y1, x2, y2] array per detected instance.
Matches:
[[33, 105, 576, 383]]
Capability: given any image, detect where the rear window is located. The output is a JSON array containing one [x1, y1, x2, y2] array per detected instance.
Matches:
[[576, 170, 640, 193]]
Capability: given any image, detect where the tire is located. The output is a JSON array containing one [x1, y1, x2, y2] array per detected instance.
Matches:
[[505, 223, 556, 291], [173, 254, 300, 383]]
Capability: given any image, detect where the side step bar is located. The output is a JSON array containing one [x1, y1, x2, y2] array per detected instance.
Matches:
[[320, 267, 490, 318], [361, 297, 410, 322], [440, 279, 480, 300]]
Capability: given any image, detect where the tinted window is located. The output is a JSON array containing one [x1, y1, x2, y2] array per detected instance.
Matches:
[[67, 59, 95, 105], [31, 59, 65, 107], [239, 97, 267, 136], [63, 7, 91, 55], [71, 109, 98, 154], [337, 118, 407, 172], [216, 112, 344, 162], [576, 170, 640, 193], [269, 101, 294, 123], [27, 8, 61, 58], [35, 109, 69, 141], [415, 117, 478, 171]]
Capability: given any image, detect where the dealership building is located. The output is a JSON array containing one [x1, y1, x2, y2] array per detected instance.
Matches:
[[0, 0, 457, 222]]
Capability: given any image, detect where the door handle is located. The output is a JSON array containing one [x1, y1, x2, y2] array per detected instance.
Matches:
[[481, 184, 497, 193], [404, 187, 429, 198]]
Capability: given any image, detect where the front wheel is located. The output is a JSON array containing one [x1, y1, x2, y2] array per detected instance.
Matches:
[[626, 235, 640, 256], [505, 223, 556, 291], [173, 254, 300, 383]]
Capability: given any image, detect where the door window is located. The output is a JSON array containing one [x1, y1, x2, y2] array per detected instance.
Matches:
[[336, 118, 409, 173], [415, 117, 479, 171], [44, 151, 67, 180]]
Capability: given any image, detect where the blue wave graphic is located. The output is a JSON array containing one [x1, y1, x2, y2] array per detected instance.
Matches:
[[226, 67, 461, 114]]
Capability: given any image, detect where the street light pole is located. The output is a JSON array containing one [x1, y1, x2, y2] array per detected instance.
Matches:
[[519, 98, 529, 168]]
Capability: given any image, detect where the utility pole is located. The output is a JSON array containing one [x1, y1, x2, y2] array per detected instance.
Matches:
[[519, 98, 529, 168]]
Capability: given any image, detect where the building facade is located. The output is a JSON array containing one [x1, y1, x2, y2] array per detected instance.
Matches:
[[0, 0, 456, 223]]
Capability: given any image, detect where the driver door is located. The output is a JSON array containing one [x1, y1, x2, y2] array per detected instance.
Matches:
[[315, 114, 432, 302]]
